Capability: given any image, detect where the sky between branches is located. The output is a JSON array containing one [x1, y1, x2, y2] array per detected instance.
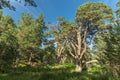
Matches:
[[2, 0, 117, 23]]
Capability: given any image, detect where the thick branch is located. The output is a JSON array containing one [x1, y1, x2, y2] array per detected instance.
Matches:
[[57, 40, 67, 58], [68, 48, 76, 59], [80, 27, 87, 59], [80, 41, 87, 59], [71, 40, 78, 48], [70, 42, 77, 55], [57, 46, 64, 57], [77, 29, 82, 56], [86, 60, 98, 64]]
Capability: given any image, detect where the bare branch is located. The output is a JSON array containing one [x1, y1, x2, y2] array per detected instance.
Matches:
[[70, 42, 77, 55], [86, 60, 98, 64], [68, 47, 76, 59], [80, 27, 87, 59]]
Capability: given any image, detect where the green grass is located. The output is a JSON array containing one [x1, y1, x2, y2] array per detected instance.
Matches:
[[0, 63, 118, 80]]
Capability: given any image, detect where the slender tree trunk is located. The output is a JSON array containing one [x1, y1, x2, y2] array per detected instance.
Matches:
[[28, 57, 32, 65], [57, 46, 64, 63], [28, 52, 32, 65]]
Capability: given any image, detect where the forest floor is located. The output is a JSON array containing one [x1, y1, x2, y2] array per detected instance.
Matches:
[[0, 63, 115, 80]]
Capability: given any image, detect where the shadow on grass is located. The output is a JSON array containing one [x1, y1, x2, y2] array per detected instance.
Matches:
[[38, 70, 102, 80]]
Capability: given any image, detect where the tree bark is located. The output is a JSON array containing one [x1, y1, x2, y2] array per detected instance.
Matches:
[[28, 52, 32, 65], [57, 46, 64, 63], [75, 60, 82, 72]]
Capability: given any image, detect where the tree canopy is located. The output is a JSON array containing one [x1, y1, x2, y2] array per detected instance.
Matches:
[[45, 2, 114, 72]]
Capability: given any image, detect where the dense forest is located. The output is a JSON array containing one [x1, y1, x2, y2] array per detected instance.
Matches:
[[0, 0, 120, 80]]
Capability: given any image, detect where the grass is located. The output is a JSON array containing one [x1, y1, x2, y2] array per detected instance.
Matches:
[[0, 63, 118, 80]]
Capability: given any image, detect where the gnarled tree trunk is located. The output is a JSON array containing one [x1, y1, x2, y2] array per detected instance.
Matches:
[[75, 60, 82, 72], [68, 23, 88, 73]]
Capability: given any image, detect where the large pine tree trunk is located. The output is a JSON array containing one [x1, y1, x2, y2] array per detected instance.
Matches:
[[75, 60, 82, 72]]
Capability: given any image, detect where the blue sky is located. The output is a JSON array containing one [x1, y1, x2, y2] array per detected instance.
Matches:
[[3, 0, 117, 23]]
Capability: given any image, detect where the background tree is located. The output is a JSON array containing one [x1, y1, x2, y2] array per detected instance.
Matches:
[[17, 13, 45, 65], [93, 0, 120, 77], [45, 17, 67, 63], [116, 0, 120, 21], [92, 32, 108, 63], [0, 10, 18, 69], [42, 45, 56, 64], [93, 23, 120, 78]]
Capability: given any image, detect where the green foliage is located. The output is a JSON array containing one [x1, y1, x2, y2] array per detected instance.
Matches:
[[17, 13, 45, 64], [92, 0, 120, 76], [93, 23, 120, 78], [42, 46, 56, 64], [45, 2, 114, 73], [0, 1, 120, 80], [0, 11, 18, 69], [76, 2, 114, 30], [46, 18, 76, 44], [116, 0, 120, 19], [93, 32, 109, 62], [0, 11, 46, 69]]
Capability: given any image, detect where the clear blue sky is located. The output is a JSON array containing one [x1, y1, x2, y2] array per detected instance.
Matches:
[[3, 0, 117, 23]]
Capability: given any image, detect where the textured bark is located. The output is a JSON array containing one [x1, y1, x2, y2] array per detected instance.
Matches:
[[67, 23, 88, 72], [75, 60, 82, 72], [28, 52, 32, 65], [86, 60, 98, 64]]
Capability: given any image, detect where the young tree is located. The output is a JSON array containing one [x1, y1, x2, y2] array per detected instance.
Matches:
[[17, 13, 45, 65], [0, 10, 18, 69], [45, 17, 68, 62]]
